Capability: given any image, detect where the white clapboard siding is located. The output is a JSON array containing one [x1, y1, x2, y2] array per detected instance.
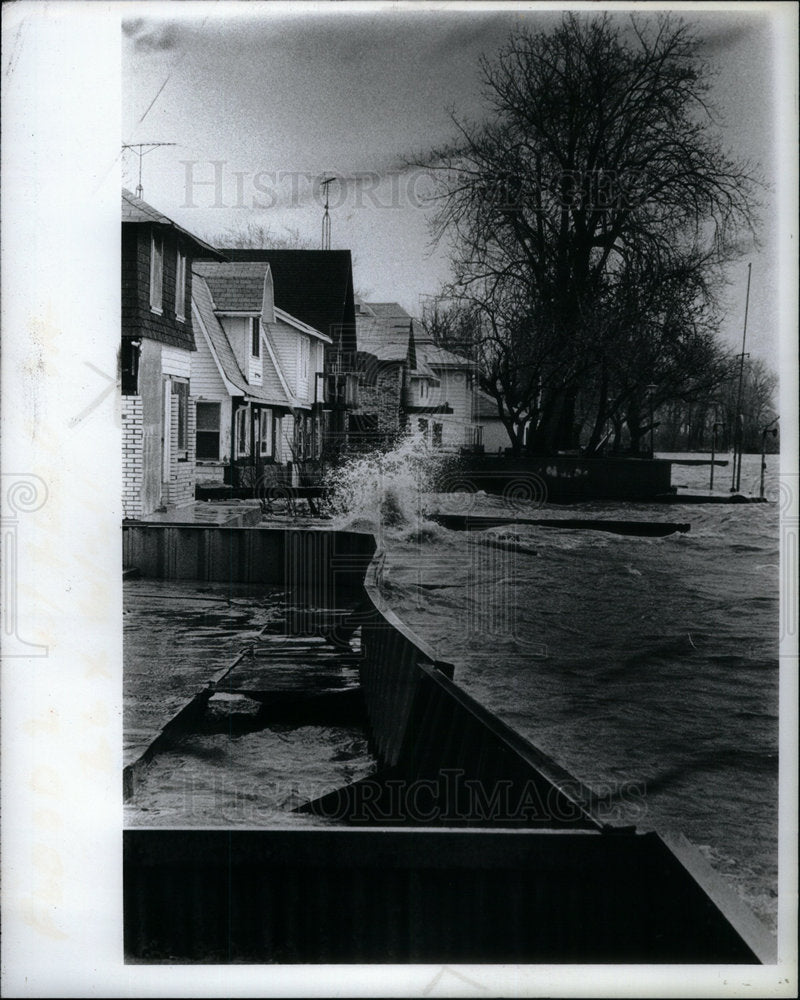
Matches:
[[437, 370, 472, 422], [220, 316, 249, 375], [161, 345, 192, 379], [268, 318, 299, 394], [191, 327, 229, 399], [247, 349, 263, 386], [296, 335, 310, 402]]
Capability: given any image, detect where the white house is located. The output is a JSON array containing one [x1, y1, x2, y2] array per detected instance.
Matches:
[[191, 261, 331, 490], [121, 189, 225, 519]]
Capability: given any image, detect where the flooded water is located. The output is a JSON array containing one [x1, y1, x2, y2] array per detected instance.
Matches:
[[124, 449, 784, 931], [124, 579, 376, 826], [126, 724, 374, 827], [380, 452, 782, 930]]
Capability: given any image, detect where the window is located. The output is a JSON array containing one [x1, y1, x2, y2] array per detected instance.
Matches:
[[259, 409, 273, 457], [175, 249, 187, 321], [150, 234, 163, 313], [235, 407, 251, 458], [418, 418, 429, 436], [172, 379, 189, 454], [196, 402, 220, 460], [251, 317, 260, 358], [433, 422, 443, 447]]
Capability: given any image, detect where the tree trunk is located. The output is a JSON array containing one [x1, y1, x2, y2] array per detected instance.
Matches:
[[627, 404, 644, 455]]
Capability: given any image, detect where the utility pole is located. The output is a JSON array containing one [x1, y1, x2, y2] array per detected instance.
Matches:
[[122, 142, 177, 200], [760, 416, 780, 499], [731, 262, 751, 494]]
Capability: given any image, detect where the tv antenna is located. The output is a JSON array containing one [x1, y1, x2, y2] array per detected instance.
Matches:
[[122, 142, 177, 199], [320, 177, 336, 250]]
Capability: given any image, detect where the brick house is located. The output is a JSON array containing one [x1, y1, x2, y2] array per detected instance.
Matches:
[[121, 189, 224, 519], [191, 261, 331, 490], [349, 300, 439, 449], [357, 303, 484, 453]]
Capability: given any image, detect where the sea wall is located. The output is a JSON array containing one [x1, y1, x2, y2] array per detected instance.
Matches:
[[123, 827, 768, 963], [122, 521, 774, 963], [121, 524, 375, 593], [460, 455, 673, 502]]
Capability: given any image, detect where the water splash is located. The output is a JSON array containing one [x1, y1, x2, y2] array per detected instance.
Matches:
[[324, 431, 450, 541]]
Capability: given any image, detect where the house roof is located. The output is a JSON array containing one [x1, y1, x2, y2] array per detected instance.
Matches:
[[193, 261, 271, 312], [355, 316, 411, 363], [416, 341, 478, 370], [356, 303, 441, 379], [191, 273, 292, 408], [275, 307, 331, 343], [365, 302, 411, 319], [475, 390, 503, 420], [121, 189, 224, 260], [192, 262, 329, 342], [215, 249, 356, 354]]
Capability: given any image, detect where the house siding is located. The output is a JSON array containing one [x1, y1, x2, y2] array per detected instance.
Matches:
[[164, 394, 197, 506], [138, 338, 166, 516], [192, 324, 233, 481], [161, 345, 192, 379], [122, 225, 197, 351], [191, 325, 230, 400], [268, 319, 299, 394], [220, 316, 249, 374]]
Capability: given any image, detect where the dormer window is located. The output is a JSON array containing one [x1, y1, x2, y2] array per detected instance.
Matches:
[[251, 317, 260, 358], [150, 234, 163, 314], [175, 249, 187, 322]]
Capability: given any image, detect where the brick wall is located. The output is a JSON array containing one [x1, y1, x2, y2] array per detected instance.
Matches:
[[165, 395, 197, 507], [355, 362, 404, 441], [122, 395, 144, 520]]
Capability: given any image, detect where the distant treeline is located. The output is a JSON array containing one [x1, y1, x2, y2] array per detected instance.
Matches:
[[653, 357, 778, 454]]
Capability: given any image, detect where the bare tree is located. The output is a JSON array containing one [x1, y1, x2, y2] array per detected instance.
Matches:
[[419, 13, 760, 454], [205, 219, 316, 250]]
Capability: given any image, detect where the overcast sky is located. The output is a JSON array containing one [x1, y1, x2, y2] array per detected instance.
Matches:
[[123, 3, 782, 363]]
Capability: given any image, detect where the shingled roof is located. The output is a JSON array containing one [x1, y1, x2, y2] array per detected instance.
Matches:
[[192, 273, 292, 408], [216, 249, 357, 356], [365, 302, 411, 319], [356, 319, 407, 362], [121, 189, 224, 260], [193, 261, 271, 313], [416, 341, 478, 370], [356, 302, 443, 378]]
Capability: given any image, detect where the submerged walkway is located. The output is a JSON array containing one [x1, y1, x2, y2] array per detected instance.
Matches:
[[123, 579, 363, 776], [123, 580, 284, 769]]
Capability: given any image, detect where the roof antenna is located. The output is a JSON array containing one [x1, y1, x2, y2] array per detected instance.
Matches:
[[122, 142, 176, 199], [320, 177, 336, 250]]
